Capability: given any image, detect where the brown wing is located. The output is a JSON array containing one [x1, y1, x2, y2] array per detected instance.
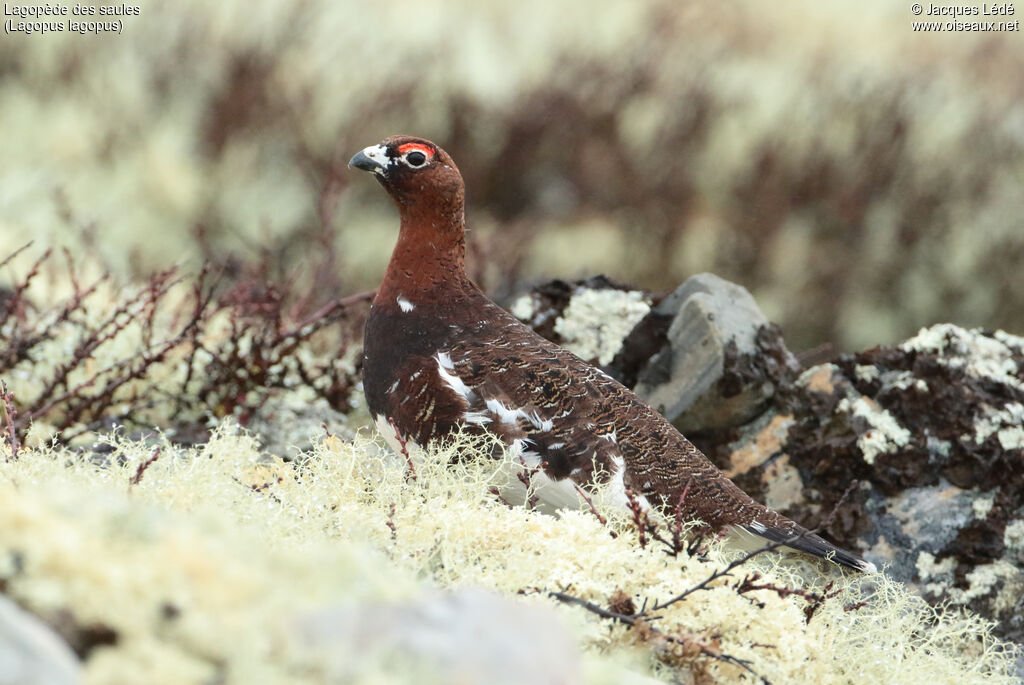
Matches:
[[437, 303, 766, 528], [366, 296, 874, 572]]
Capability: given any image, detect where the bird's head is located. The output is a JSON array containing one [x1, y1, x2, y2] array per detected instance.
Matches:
[[348, 136, 464, 218]]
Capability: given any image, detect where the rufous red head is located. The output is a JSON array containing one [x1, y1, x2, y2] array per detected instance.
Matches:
[[349, 136, 464, 214]]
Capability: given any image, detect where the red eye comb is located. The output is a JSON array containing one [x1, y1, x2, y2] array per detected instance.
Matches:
[[398, 143, 434, 157]]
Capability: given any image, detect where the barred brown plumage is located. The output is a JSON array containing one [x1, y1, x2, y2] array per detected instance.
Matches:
[[350, 135, 875, 573]]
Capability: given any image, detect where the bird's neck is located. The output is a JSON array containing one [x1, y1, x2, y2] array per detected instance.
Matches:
[[376, 204, 473, 303]]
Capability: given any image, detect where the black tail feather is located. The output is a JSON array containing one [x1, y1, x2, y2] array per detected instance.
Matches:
[[742, 522, 877, 573]]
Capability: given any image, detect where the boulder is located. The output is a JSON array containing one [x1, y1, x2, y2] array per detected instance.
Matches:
[[290, 588, 589, 685], [0, 596, 80, 685], [629, 273, 800, 433]]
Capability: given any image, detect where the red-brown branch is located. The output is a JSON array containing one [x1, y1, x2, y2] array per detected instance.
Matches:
[[129, 447, 162, 487], [388, 417, 416, 481], [548, 589, 767, 683], [1, 381, 19, 460], [572, 481, 608, 526], [624, 487, 650, 549]]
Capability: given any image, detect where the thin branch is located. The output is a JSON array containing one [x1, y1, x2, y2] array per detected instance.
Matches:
[[385, 502, 398, 540], [129, 447, 162, 487], [488, 486, 515, 508], [648, 533, 804, 614], [284, 290, 375, 339], [515, 455, 542, 510], [0, 241, 34, 271], [548, 589, 769, 684], [624, 487, 650, 548], [572, 481, 608, 526], [649, 481, 864, 614], [1, 381, 19, 460], [669, 478, 693, 554], [388, 417, 416, 481], [1, 247, 51, 336]]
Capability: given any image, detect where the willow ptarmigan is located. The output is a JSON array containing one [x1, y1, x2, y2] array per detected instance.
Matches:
[[350, 135, 875, 573]]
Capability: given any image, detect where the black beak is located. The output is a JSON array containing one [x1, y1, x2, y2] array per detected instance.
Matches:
[[348, 145, 389, 174], [348, 150, 381, 172]]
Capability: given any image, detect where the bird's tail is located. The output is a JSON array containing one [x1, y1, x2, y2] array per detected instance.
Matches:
[[739, 520, 877, 573]]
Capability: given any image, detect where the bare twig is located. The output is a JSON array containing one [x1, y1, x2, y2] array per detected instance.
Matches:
[[190, 275, 365, 420], [25, 268, 181, 422], [287, 290, 375, 335], [1, 381, 19, 460], [388, 417, 416, 481], [0, 243, 363, 445], [515, 455, 543, 510], [1, 269, 110, 372], [624, 487, 650, 548], [735, 574, 846, 622], [129, 447, 162, 487], [488, 486, 515, 508], [649, 484, 865, 615], [819, 480, 859, 532], [572, 481, 608, 526], [29, 290, 205, 436], [622, 478, 697, 557], [0, 241, 34, 272], [546, 492, 868, 678], [669, 478, 693, 554], [176, 262, 218, 412], [648, 533, 804, 614], [545, 523, 836, 681], [385, 502, 398, 540], [548, 589, 768, 684], [4, 247, 51, 321]]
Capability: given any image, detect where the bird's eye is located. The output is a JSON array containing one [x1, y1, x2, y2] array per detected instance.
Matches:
[[404, 151, 428, 167]]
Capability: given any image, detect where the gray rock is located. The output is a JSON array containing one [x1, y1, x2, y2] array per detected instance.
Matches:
[[865, 481, 979, 585], [702, 324, 1024, 648], [634, 273, 798, 433], [0, 596, 80, 685], [291, 587, 585, 684]]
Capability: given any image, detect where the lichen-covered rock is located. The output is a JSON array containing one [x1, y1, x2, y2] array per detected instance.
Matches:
[[511, 279, 1024, 650], [696, 324, 1024, 645], [510, 273, 800, 434], [509, 276, 652, 367]]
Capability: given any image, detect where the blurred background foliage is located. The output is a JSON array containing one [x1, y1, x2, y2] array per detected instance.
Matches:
[[1, 0, 1022, 351]]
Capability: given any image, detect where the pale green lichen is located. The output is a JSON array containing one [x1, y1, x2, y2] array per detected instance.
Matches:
[[1004, 520, 1024, 565], [510, 294, 537, 321], [553, 289, 650, 366], [916, 551, 959, 599], [836, 396, 912, 465], [885, 370, 929, 393], [972, 494, 995, 520], [902, 325, 1024, 393], [854, 364, 879, 383], [0, 425, 1019, 684], [946, 561, 1024, 616], [969, 402, 1024, 448]]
